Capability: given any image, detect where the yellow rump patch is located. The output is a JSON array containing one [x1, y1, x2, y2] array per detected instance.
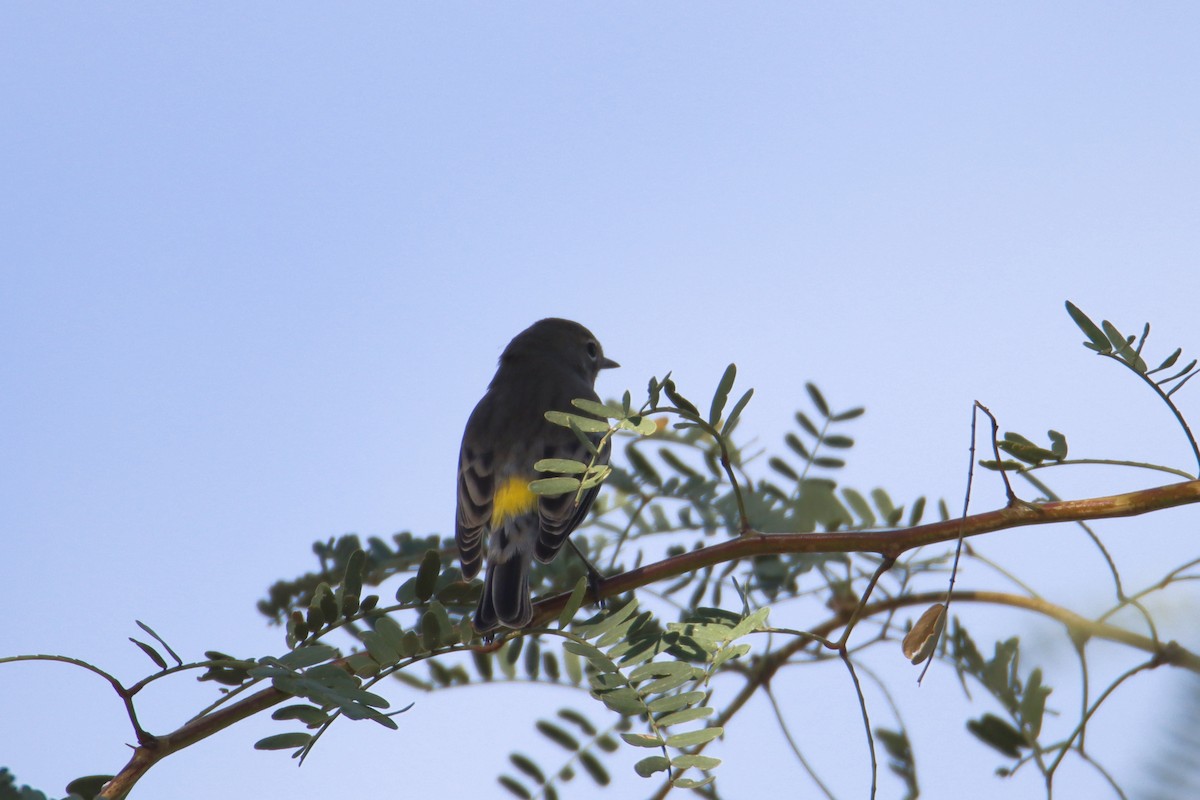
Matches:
[[491, 477, 537, 526]]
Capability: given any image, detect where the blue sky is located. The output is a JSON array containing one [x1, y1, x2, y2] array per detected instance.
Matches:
[[3, 4, 1200, 798]]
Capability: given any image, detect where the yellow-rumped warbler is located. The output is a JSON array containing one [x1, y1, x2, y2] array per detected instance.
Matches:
[[456, 318, 619, 631]]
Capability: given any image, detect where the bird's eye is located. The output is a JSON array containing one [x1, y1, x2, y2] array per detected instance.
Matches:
[[586, 341, 598, 359]]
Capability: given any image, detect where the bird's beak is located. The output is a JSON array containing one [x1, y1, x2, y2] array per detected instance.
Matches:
[[600, 356, 620, 370]]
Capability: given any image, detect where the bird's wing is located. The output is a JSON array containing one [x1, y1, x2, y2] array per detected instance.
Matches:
[[456, 407, 496, 579], [534, 430, 607, 564]]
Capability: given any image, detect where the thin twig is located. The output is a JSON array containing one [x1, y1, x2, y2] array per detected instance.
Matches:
[[763, 683, 839, 800], [840, 651, 877, 800]]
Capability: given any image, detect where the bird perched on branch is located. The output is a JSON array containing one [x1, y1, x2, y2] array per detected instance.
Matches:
[[455, 318, 619, 631]]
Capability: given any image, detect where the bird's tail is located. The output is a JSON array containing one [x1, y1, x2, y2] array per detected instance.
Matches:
[[475, 517, 535, 631]]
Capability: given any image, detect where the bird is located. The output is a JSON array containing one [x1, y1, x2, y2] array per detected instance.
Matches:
[[455, 318, 619, 632]]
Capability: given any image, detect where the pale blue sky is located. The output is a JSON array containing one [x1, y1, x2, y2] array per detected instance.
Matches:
[[3, 4, 1199, 799]]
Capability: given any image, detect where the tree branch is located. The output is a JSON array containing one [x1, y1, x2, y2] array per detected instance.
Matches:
[[94, 479, 1200, 798], [99, 684, 286, 800], [533, 479, 1200, 625]]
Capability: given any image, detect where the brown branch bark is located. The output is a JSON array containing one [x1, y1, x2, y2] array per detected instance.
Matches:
[[98, 685, 287, 799], [98, 478, 1200, 797], [534, 478, 1200, 625]]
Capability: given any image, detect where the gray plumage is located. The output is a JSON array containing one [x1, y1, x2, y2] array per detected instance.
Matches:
[[456, 318, 619, 631]]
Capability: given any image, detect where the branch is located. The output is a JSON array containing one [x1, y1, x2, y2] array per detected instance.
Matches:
[[92, 479, 1200, 797], [532, 479, 1200, 625], [646, 587, 1200, 799], [99, 684, 286, 799]]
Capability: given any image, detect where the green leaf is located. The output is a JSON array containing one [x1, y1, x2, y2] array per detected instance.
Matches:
[[712, 642, 751, 668], [557, 708, 598, 736], [472, 648, 494, 681], [806, 383, 830, 417], [571, 397, 624, 419], [1150, 347, 1182, 374], [1065, 301, 1111, 352], [66, 775, 116, 799], [509, 753, 546, 783], [545, 410, 610, 433], [842, 488, 876, 527], [578, 751, 610, 786], [665, 726, 724, 748], [272, 703, 330, 726], [635, 756, 671, 778], [629, 660, 697, 683], [562, 640, 619, 673], [998, 432, 1057, 466], [129, 638, 168, 670], [504, 635, 524, 667], [876, 727, 916, 793], [579, 464, 612, 490], [661, 377, 700, 417], [135, 620, 182, 666], [812, 456, 845, 469], [625, 446, 662, 488], [535, 458, 589, 474], [542, 651, 560, 681], [568, 417, 601, 456], [728, 606, 770, 640], [723, 387, 754, 433], [596, 733, 620, 753], [254, 732, 312, 751], [640, 671, 697, 696], [497, 775, 533, 799], [784, 432, 811, 460], [341, 549, 365, 615], [314, 582, 338, 625], [565, 647, 583, 684], [618, 415, 659, 435], [1047, 430, 1068, 460], [398, 630, 423, 658], [1101, 320, 1148, 371], [871, 488, 896, 521], [575, 598, 639, 641], [671, 754, 721, 770], [277, 644, 339, 669], [830, 406, 865, 422], [597, 686, 644, 714], [647, 690, 707, 714], [287, 616, 309, 649], [362, 631, 401, 666], [672, 776, 717, 789], [414, 549, 442, 603], [1020, 668, 1052, 739], [659, 448, 701, 478], [708, 364, 737, 426], [655, 706, 715, 727], [967, 713, 1025, 758], [824, 434, 854, 449], [795, 412, 820, 438], [621, 732, 665, 748], [668, 620, 733, 651], [529, 477, 582, 495], [908, 496, 926, 526], [559, 576, 590, 629], [769, 457, 799, 481], [420, 608, 443, 651], [648, 375, 663, 407], [374, 616, 406, 650], [536, 720, 580, 751]]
